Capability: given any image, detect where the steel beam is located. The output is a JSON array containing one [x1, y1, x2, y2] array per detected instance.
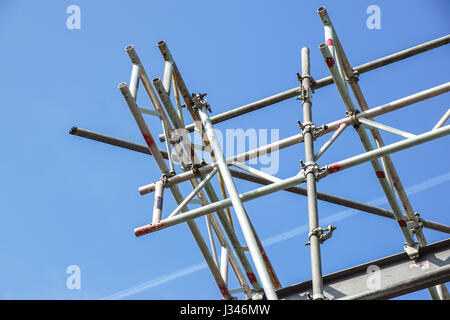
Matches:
[[300, 47, 324, 300], [277, 238, 450, 300]]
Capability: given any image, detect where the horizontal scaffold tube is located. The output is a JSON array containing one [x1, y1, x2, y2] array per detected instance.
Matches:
[[135, 125, 450, 236], [140, 83, 450, 194], [158, 35, 450, 142], [67, 127, 450, 234], [228, 168, 450, 235]]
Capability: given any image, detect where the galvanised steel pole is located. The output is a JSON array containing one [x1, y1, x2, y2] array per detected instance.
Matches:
[[152, 74, 257, 296], [126, 45, 192, 168], [319, 4, 434, 244], [157, 40, 278, 294], [69, 126, 168, 158], [168, 166, 219, 218], [314, 123, 347, 161], [319, 43, 418, 252], [300, 47, 324, 300], [327, 125, 450, 172], [196, 104, 278, 300]]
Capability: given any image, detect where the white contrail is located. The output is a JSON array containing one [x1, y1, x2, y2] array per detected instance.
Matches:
[[101, 171, 450, 300], [100, 262, 207, 300]]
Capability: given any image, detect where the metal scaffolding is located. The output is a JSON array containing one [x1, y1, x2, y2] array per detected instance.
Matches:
[[70, 7, 450, 300]]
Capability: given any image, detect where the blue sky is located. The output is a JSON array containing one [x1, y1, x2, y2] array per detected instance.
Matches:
[[0, 0, 448, 300]]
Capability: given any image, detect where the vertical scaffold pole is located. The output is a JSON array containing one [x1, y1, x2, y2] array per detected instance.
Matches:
[[152, 180, 164, 224], [301, 47, 324, 300], [196, 103, 278, 300]]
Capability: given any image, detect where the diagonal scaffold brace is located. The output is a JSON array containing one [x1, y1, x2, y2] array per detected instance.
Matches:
[[188, 93, 279, 300], [317, 6, 449, 300]]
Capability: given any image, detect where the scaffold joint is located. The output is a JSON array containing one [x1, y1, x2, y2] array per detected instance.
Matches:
[[188, 160, 207, 176], [296, 73, 316, 92], [404, 243, 420, 260], [161, 174, 170, 186], [251, 291, 264, 300], [345, 70, 360, 83], [190, 92, 212, 112], [300, 160, 328, 181], [346, 110, 361, 129], [297, 121, 328, 140], [305, 225, 336, 245], [407, 212, 424, 236]]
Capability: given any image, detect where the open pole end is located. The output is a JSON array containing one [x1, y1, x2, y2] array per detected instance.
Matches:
[[69, 126, 78, 135]]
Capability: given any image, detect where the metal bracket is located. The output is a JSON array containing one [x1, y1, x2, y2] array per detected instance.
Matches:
[[299, 160, 328, 181], [169, 128, 184, 144], [297, 121, 328, 141], [404, 242, 420, 260], [406, 212, 424, 237], [345, 70, 360, 83], [188, 160, 207, 176], [306, 292, 327, 300], [190, 92, 212, 112], [305, 225, 337, 245], [300, 86, 313, 103], [296, 73, 316, 93], [406, 221, 420, 232], [251, 291, 264, 300]]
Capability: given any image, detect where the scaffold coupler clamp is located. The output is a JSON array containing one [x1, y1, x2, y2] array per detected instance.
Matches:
[[346, 69, 360, 83], [189, 159, 207, 176], [296, 73, 316, 93], [297, 120, 327, 141], [404, 242, 420, 260], [300, 160, 328, 182], [190, 92, 211, 112], [306, 292, 326, 300], [169, 129, 184, 144], [161, 174, 171, 187], [305, 225, 337, 246], [346, 109, 361, 129], [251, 291, 264, 301]]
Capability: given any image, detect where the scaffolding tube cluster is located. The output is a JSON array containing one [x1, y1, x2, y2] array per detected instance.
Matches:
[[70, 7, 450, 300]]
